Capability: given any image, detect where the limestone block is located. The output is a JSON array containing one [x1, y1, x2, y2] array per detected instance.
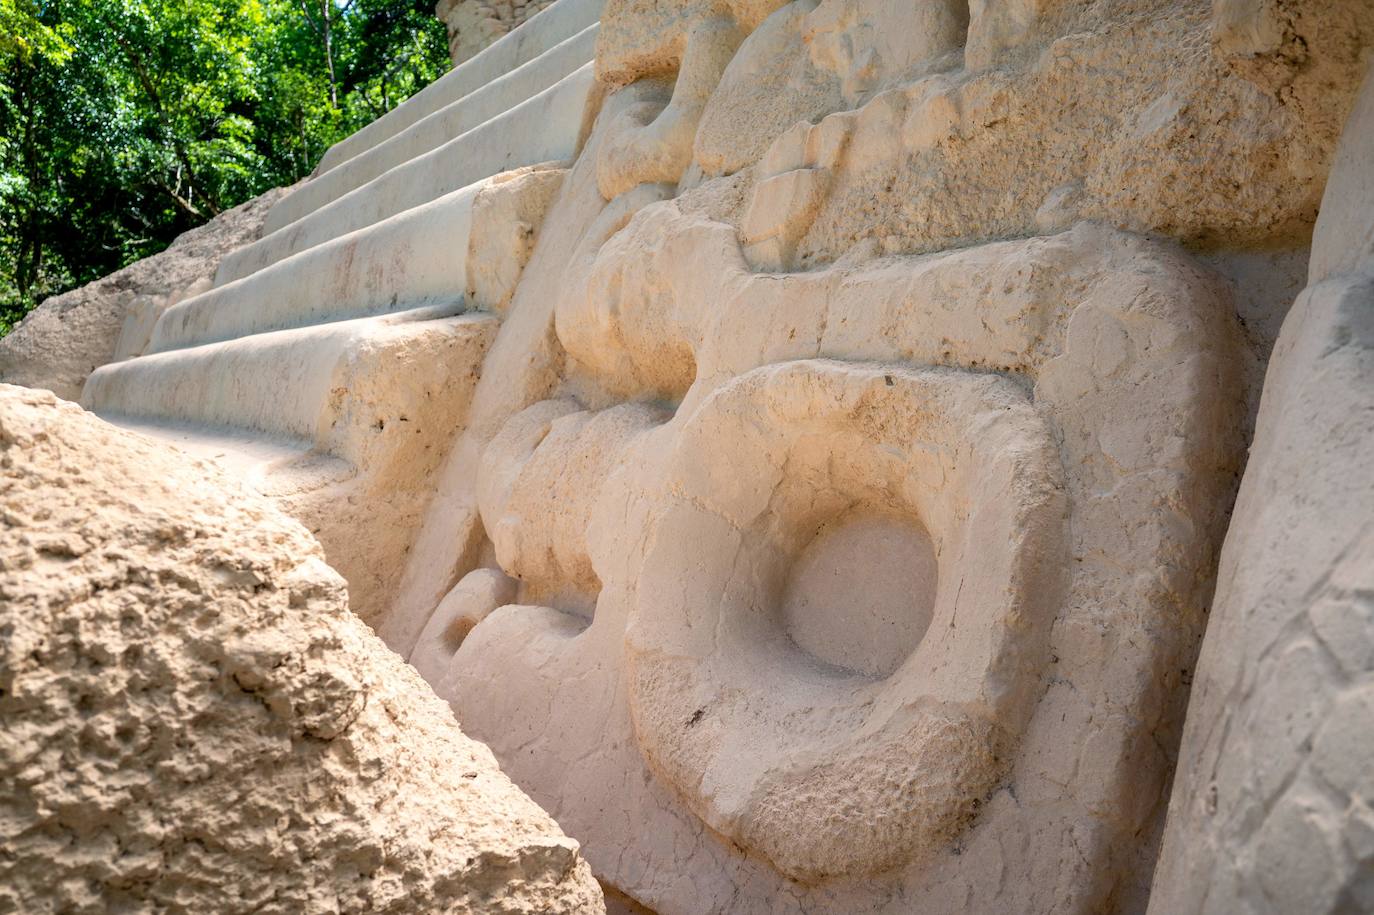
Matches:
[[217, 64, 596, 286], [690, 0, 844, 178], [1212, 0, 1374, 145], [48, 2, 614, 645], [386, 84, 674, 655], [479, 400, 666, 611], [0, 385, 604, 914], [683, 0, 965, 157], [594, 18, 746, 198], [804, 0, 968, 97], [85, 309, 483, 449], [150, 163, 560, 354], [1311, 54, 1374, 285], [592, 0, 825, 197], [83, 309, 499, 625], [467, 165, 568, 313], [623, 361, 1066, 882], [737, 0, 1374, 267], [157, 187, 478, 351], [966, 0, 1082, 72], [264, 28, 592, 235], [438, 0, 523, 66], [109, 292, 170, 361], [740, 167, 831, 269], [77, 163, 567, 631], [1149, 62, 1374, 915]]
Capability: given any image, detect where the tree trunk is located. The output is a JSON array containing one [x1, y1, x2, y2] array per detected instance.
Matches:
[[322, 0, 338, 108]]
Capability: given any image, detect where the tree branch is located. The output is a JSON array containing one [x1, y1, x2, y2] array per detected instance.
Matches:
[[297, 0, 324, 36]]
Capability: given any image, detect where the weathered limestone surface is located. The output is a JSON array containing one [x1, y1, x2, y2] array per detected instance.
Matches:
[[0, 385, 604, 915], [390, 0, 1368, 910], [0, 189, 285, 401], [217, 65, 593, 283], [1149, 62, 1374, 915], [438, 0, 561, 66], [0, 0, 1369, 910]]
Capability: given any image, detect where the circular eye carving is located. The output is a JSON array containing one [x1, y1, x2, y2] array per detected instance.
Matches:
[[781, 509, 939, 679], [623, 360, 1067, 881]]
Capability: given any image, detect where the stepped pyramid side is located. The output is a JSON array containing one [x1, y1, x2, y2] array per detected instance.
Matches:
[[80, 10, 590, 623]]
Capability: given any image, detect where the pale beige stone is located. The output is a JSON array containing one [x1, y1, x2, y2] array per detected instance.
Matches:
[[739, 166, 831, 269], [623, 361, 1067, 882], [83, 307, 498, 626], [217, 65, 596, 284], [329, 0, 603, 175], [467, 164, 568, 313], [410, 567, 520, 686], [438, 0, 565, 66], [1150, 60, 1374, 915], [0, 385, 604, 915], [6, 0, 1374, 909], [263, 36, 589, 237], [448, 214, 1246, 911]]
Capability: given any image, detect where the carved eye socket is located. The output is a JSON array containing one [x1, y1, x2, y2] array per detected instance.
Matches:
[[623, 359, 1067, 882], [781, 507, 939, 679]]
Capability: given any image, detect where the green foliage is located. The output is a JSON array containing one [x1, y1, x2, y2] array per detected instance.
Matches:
[[0, 0, 450, 335]]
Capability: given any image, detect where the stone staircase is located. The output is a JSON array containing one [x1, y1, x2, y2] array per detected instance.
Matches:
[[80, 0, 603, 620]]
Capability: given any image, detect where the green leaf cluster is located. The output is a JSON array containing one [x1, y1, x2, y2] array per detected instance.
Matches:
[[0, 0, 450, 335]]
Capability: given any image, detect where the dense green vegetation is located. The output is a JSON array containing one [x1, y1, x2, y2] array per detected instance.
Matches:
[[0, 0, 450, 333]]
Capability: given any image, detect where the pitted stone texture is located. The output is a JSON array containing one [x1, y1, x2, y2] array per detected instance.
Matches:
[[1150, 62, 1374, 915], [82, 308, 499, 629], [0, 386, 604, 915], [102, 0, 1366, 907], [384, 83, 683, 655], [691, 0, 967, 179], [0, 189, 286, 401], [1212, 0, 1374, 179], [592, 0, 809, 197], [595, 0, 784, 88], [719, 0, 1374, 270]]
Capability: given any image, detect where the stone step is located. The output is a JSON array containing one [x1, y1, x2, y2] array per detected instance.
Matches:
[[98, 414, 349, 494], [215, 64, 593, 286], [264, 24, 596, 236], [83, 307, 496, 462], [150, 179, 486, 353], [313, 0, 604, 179]]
